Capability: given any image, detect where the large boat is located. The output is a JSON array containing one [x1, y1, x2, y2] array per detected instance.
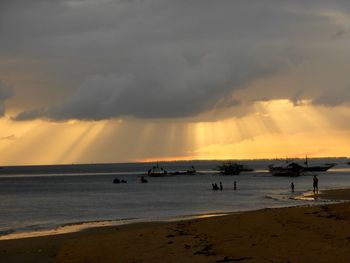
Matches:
[[147, 163, 167, 177], [269, 162, 304, 177], [217, 162, 240, 175], [303, 163, 336, 172], [302, 156, 336, 172], [217, 162, 254, 175]]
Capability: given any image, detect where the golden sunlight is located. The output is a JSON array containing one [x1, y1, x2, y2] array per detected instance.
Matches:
[[0, 100, 349, 165]]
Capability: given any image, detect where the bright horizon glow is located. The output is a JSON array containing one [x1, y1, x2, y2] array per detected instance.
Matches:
[[0, 100, 349, 166]]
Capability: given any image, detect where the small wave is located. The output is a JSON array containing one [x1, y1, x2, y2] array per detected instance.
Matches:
[[0, 218, 142, 241], [264, 193, 291, 202], [0, 229, 15, 236]]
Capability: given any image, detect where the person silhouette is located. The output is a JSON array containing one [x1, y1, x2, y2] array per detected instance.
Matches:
[[291, 182, 294, 192], [313, 175, 319, 194], [233, 181, 237, 190], [220, 182, 223, 191]]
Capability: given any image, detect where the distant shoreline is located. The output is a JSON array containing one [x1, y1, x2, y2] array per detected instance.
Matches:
[[1, 156, 348, 169]]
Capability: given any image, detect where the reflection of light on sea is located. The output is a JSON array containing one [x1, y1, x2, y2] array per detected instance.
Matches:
[[293, 192, 317, 201]]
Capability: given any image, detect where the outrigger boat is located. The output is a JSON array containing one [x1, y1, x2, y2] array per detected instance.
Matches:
[[303, 156, 336, 172], [268, 162, 304, 177], [217, 161, 254, 175], [269, 157, 336, 177], [147, 162, 167, 177]]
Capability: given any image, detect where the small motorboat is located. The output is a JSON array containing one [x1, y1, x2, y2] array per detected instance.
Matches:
[[113, 178, 127, 184], [169, 166, 197, 175], [140, 176, 148, 183]]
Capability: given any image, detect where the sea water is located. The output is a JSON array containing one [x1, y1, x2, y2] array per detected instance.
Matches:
[[0, 159, 350, 239]]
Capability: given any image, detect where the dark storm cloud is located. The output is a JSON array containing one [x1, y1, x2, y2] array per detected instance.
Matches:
[[1, 0, 350, 121], [313, 87, 350, 107], [0, 81, 13, 117], [331, 30, 346, 39]]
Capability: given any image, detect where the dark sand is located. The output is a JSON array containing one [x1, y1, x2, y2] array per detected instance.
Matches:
[[313, 188, 350, 201], [2, 189, 350, 262]]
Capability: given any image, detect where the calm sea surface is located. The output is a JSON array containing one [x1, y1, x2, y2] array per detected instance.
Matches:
[[0, 159, 349, 239]]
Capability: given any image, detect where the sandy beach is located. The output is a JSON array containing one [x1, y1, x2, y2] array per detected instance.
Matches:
[[0, 188, 350, 263]]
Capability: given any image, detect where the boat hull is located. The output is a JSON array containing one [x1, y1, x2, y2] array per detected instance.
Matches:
[[269, 162, 303, 177], [148, 173, 166, 177], [303, 163, 335, 172], [269, 170, 301, 177]]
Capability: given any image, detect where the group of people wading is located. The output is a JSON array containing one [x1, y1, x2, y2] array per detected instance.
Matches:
[[212, 182, 223, 191], [212, 181, 237, 191], [212, 176, 319, 194]]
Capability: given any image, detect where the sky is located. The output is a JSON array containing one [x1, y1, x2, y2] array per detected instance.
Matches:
[[1, 0, 350, 165]]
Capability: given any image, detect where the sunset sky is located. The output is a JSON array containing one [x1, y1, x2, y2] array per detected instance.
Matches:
[[1, 0, 350, 165]]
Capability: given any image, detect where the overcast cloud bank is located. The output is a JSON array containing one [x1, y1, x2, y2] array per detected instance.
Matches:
[[0, 0, 349, 121]]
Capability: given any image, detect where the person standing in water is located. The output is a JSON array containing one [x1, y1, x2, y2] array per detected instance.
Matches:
[[313, 175, 319, 194], [220, 182, 223, 191], [233, 181, 237, 191], [291, 182, 294, 193]]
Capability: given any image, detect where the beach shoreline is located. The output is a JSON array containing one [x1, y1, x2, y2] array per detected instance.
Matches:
[[0, 212, 230, 241], [0, 187, 347, 241], [1, 187, 350, 262]]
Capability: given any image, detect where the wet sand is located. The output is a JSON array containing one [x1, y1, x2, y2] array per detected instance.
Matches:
[[2, 189, 350, 262], [313, 188, 350, 201]]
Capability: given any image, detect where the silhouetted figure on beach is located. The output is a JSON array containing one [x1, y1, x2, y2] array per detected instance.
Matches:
[[233, 181, 237, 191], [291, 182, 294, 192], [220, 182, 223, 191], [313, 175, 319, 194]]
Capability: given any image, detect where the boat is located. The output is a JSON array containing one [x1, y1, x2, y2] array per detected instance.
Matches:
[[235, 163, 254, 172], [216, 161, 254, 175], [269, 162, 304, 177], [147, 162, 167, 177], [302, 156, 336, 172], [303, 163, 336, 172], [113, 178, 127, 184], [217, 162, 241, 175], [169, 166, 197, 175], [185, 165, 197, 175]]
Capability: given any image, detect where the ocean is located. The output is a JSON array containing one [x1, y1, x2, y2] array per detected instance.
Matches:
[[0, 158, 349, 239]]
